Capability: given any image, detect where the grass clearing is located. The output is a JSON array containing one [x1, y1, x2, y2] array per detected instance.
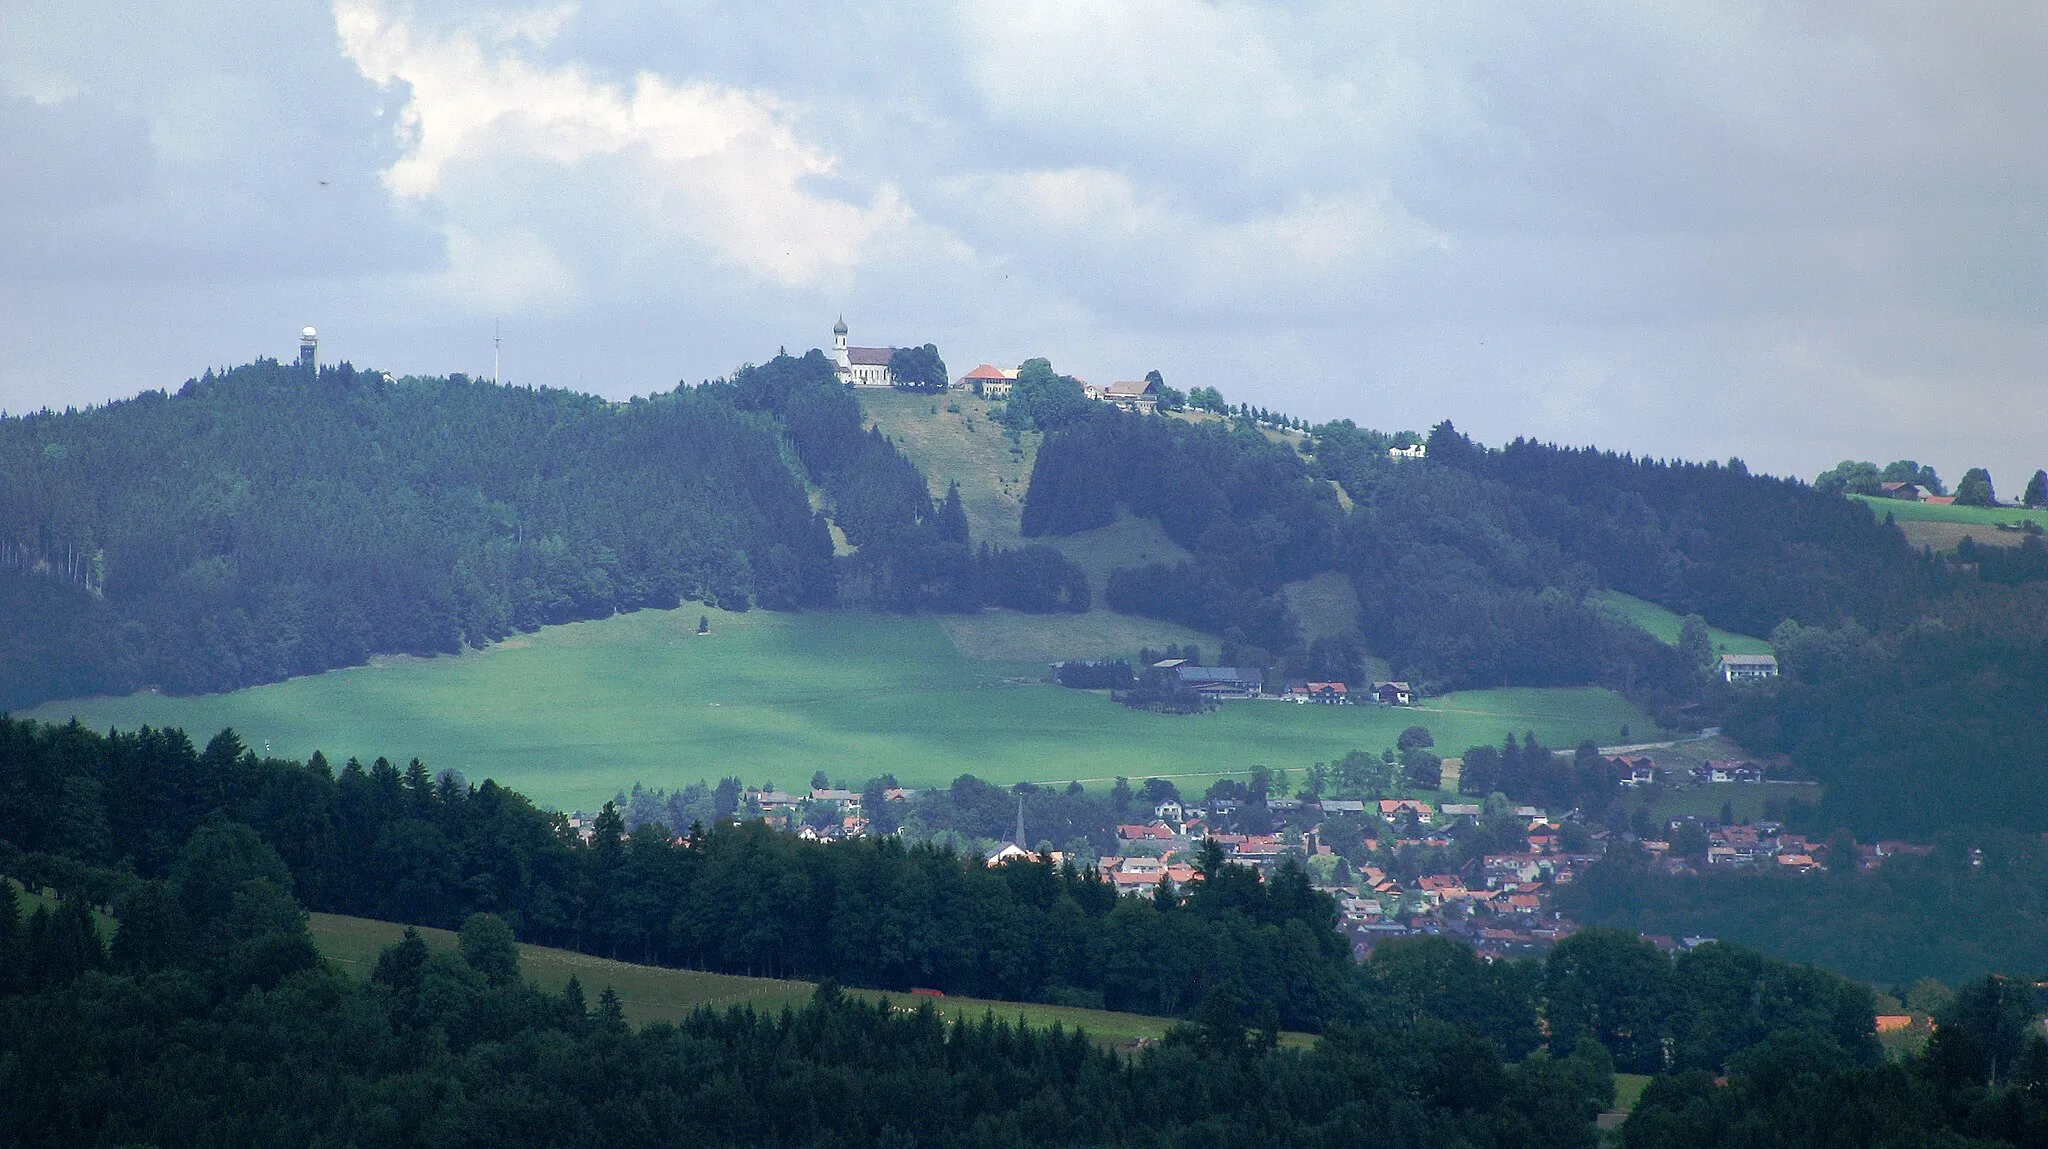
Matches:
[[1850, 495, 2048, 553], [308, 911, 1307, 1048], [1589, 590, 1774, 657], [862, 390, 1039, 549], [25, 606, 1662, 812], [1281, 572, 1362, 644], [1040, 515, 1194, 605], [1849, 495, 2048, 528], [940, 610, 1214, 663]]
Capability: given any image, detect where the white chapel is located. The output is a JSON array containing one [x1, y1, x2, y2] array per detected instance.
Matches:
[[832, 317, 897, 388]]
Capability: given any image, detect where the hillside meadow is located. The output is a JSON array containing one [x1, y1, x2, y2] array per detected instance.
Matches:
[[308, 911, 1308, 1048], [1850, 493, 2048, 552], [22, 605, 1657, 812], [1588, 590, 1775, 656]]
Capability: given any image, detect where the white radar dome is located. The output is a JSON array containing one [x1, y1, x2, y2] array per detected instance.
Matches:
[[301, 326, 318, 338]]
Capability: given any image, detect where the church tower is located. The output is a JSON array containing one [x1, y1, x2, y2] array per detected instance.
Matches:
[[832, 315, 850, 370]]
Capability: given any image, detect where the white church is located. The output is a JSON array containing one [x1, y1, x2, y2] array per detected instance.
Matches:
[[831, 316, 898, 388]]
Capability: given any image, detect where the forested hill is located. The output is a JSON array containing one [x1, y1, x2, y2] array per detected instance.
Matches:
[[0, 359, 836, 709]]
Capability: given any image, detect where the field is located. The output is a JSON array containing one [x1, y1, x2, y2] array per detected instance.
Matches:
[[1850, 494, 2048, 552], [863, 390, 1040, 549], [1588, 590, 1775, 656], [23, 605, 1660, 813], [308, 911, 1306, 1047]]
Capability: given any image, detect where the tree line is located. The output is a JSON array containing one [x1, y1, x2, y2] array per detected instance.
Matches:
[[0, 360, 837, 710], [2, 716, 1891, 1060], [0, 865, 1616, 1149], [712, 350, 1091, 613], [0, 348, 1107, 711]]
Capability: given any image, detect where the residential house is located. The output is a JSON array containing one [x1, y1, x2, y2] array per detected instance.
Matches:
[[1116, 822, 1178, 843], [957, 363, 1016, 397], [1718, 653, 1780, 682], [810, 788, 863, 811], [1615, 756, 1659, 787], [1371, 681, 1414, 706], [1103, 378, 1160, 412], [1692, 760, 1764, 784], [1154, 799, 1184, 823], [1380, 798, 1435, 821], [1304, 681, 1351, 704]]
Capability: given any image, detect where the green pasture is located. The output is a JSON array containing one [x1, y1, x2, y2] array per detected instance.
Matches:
[[309, 911, 1303, 1047], [863, 390, 1038, 549], [1849, 494, 2048, 529], [1589, 590, 1775, 656], [23, 606, 1659, 812]]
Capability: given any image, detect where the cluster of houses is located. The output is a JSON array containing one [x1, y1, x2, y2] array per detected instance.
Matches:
[[1640, 819, 1933, 876], [1614, 756, 1769, 788], [1156, 661, 1415, 705]]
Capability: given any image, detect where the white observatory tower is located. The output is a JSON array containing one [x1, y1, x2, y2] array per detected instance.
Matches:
[[299, 326, 319, 371]]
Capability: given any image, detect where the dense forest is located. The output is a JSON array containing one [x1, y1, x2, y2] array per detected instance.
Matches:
[[0, 350, 1092, 710], [0, 360, 835, 708], [1025, 408, 1933, 697], [0, 886, 1615, 1149], [1560, 834, 2048, 986], [13, 716, 2048, 1146], [1025, 406, 2048, 840], [3, 717, 1880, 1050]]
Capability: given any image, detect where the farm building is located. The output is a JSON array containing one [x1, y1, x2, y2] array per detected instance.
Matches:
[[1371, 681, 1414, 705], [1174, 666, 1265, 697], [1718, 653, 1780, 682]]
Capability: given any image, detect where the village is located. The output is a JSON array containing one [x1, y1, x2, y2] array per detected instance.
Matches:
[[568, 734, 1935, 967]]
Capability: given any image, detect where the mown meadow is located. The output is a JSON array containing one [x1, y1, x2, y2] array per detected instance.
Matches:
[[23, 605, 1657, 811]]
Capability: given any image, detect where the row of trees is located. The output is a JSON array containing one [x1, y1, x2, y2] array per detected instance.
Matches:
[[1816, 456, 2048, 508], [2, 716, 1895, 1067], [1561, 832, 2048, 987], [0, 871, 1617, 1149]]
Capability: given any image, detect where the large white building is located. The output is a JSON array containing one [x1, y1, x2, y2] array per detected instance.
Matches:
[[832, 317, 896, 388]]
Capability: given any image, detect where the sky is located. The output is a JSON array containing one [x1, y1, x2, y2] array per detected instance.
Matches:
[[3, 0, 2044, 490]]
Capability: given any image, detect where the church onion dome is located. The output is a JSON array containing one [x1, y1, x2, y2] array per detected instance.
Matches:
[[833, 315, 848, 335]]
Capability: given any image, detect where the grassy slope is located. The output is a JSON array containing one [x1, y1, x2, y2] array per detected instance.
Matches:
[[861, 390, 1207, 648], [1588, 590, 1775, 657], [1849, 493, 2048, 553], [308, 911, 1307, 1047], [1849, 494, 2048, 528], [23, 605, 1658, 811]]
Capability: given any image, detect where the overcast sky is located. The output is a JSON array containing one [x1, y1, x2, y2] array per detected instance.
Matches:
[[3, 1, 2044, 489]]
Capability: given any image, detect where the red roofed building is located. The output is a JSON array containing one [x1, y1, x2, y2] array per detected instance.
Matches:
[[957, 363, 1016, 398]]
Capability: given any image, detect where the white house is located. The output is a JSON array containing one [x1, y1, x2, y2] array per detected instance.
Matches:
[[1718, 653, 1780, 683]]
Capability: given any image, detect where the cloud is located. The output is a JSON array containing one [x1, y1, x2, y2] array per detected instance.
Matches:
[[334, 0, 915, 294], [0, 0, 2042, 487]]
